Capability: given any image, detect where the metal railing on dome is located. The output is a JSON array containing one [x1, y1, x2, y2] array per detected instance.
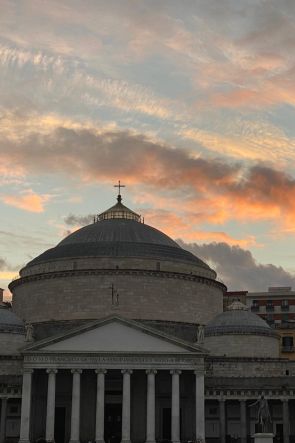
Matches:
[[98, 210, 140, 221]]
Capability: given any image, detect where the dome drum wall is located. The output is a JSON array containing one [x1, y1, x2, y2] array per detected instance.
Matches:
[[11, 271, 224, 324], [204, 334, 280, 358]]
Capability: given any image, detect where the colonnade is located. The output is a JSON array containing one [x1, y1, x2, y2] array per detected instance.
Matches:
[[19, 368, 205, 443]]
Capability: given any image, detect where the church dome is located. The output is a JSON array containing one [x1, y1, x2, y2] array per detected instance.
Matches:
[[27, 218, 209, 269], [205, 300, 274, 336], [10, 192, 225, 325], [204, 301, 279, 358]]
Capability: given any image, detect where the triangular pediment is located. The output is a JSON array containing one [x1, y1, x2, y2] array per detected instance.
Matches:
[[24, 316, 206, 354]]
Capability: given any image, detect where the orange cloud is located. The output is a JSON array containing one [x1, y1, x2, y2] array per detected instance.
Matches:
[[1, 191, 51, 213], [2, 113, 295, 235], [143, 209, 257, 247]]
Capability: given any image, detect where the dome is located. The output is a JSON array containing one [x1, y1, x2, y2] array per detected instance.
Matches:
[[0, 304, 25, 334], [10, 195, 224, 325], [205, 300, 275, 337], [204, 301, 280, 358], [26, 219, 211, 270]]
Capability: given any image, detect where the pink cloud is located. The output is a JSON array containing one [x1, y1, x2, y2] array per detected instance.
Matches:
[[1, 190, 51, 212]]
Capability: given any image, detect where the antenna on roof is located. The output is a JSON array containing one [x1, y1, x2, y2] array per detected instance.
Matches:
[[114, 180, 125, 203]]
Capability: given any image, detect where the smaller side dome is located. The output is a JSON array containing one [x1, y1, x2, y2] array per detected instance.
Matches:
[[0, 304, 25, 334], [204, 300, 279, 358], [0, 304, 26, 355]]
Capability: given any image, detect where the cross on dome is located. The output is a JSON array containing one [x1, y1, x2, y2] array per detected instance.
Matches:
[[96, 182, 141, 222], [114, 180, 125, 203]]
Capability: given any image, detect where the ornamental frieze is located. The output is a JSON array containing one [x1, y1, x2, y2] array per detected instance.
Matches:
[[23, 354, 204, 371]]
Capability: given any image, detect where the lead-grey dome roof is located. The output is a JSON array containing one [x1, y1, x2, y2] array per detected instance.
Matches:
[[205, 301, 278, 338], [0, 305, 25, 334], [26, 219, 212, 270]]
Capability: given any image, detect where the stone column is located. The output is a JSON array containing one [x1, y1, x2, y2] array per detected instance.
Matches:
[[240, 400, 247, 443], [95, 369, 107, 443], [194, 371, 205, 443], [170, 370, 181, 443], [0, 398, 7, 443], [19, 369, 34, 443], [121, 369, 133, 443], [219, 399, 226, 443], [45, 369, 58, 443], [145, 369, 157, 443], [282, 399, 289, 443], [70, 369, 82, 443]]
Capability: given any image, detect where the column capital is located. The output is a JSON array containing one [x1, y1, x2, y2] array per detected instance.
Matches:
[[121, 369, 133, 375], [281, 398, 289, 403], [23, 368, 34, 374], [95, 369, 107, 375], [46, 368, 58, 375], [146, 369, 157, 375], [194, 370, 203, 376], [71, 369, 82, 374], [170, 369, 182, 375]]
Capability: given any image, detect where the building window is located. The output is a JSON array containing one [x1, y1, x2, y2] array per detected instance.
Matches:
[[266, 300, 274, 311], [251, 300, 259, 311], [282, 336, 293, 352], [282, 313, 289, 324], [281, 300, 289, 311], [266, 314, 274, 326]]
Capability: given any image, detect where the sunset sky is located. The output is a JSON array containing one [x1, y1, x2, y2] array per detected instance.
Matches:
[[1, 0, 295, 297]]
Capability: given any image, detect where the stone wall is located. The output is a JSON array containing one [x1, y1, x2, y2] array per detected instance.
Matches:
[[12, 271, 224, 324], [204, 333, 279, 358]]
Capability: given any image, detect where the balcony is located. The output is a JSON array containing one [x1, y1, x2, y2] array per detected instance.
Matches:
[[251, 305, 259, 312], [281, 304, 289, 311], [266, 305, 274, 312]]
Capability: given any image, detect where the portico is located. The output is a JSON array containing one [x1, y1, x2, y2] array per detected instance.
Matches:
[[20, 316, 206, 443]]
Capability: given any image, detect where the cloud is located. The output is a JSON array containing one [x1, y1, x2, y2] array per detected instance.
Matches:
[[0, 257, 19, 281], [2, 112, 295, 231], [180, 241, 295, 291], [64, 214, 95, 226], [0, 43, 179, 121], [1, 190, 51, 212], [0, 258, 10, 271]]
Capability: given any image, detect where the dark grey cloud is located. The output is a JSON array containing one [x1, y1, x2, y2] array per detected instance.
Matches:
[[180, 240, 295, 291], [64, 214, 95, 226], [0, 258, 9, 270], [0, 257, 19, 272]]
